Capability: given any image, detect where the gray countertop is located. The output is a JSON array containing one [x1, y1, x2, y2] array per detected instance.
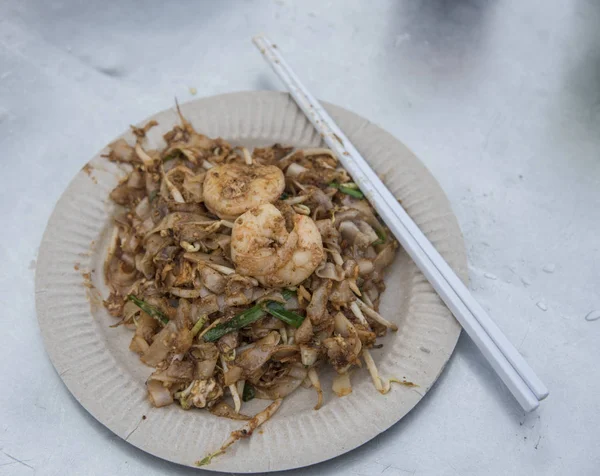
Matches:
[[1, 0, 599, 475]]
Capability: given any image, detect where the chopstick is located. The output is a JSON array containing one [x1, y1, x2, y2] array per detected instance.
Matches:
[[253, 35, 548, 412]]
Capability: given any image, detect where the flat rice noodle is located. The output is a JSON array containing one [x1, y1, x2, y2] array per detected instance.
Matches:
[[300, 345, 319, 366], [136, 234, 171, 278], [339, 221, 373, 248], [167, 202, 208, 214], [201, 233, 231, 253], [306, 185, 333, 210], [130, 334, 150, 354], [256, 316, 285, 330], [284, 294, 301, 311], [165, 164, 196, 178], [255, 290, 287, 306], [254, 331, 282, 347], [250, 287, 270, 303], [254, 376, 304, 400], [196, 358, 218, 380], [334, 312, 356, 337], [145, 171, 160, 199], [169, 261, 195, 287], [223, 365, 244, 386], [294, 316, 313, 344], [315, 219, 340, 242], [314, 312, 334, 342], [184, 251, 229, 267], [141, 322, 176, 367], [192, 342, 219, 379], [127, 170, 145, 189], [253, 144, 293, 164], [170, 287, 203, 299], [373, 243, 396, 272], [182, 173, 204, 203], [109, 139, 135, 163], [191, 342, 219, 359], [333, 208, 363, 225], [356, 258, 374, 276], [107, 258, 139, 294], [198, 265, 226, 294], [174, 298, 192, 328], [137, 216, 157, 236], [120, 252, 135, 267], [134, 312, 158, 342], [173, 326, 193, 354], [217, 331, 239, 353], [147, 380, 173, 407], [226, 274, 259, 295], [225, 291, 251, 307], [122, 234, 140, 255], [135, 197, 151, 220], [109, 183, 146, 206], [329, 280, 356, 308], [271, 345, 300, 361], [341, 195, 381, 221], [192, 294, 219, 318], [315, 261, 345, 281], [103, 225, 120, 282], [114, 300, 140, 326], [246, 365, 268, 386], [332, 372, 352, 397], [343, 259, 358, 278], [149, 360, 194, 384], [307, 279, 332, 325], [288, 363, 308, 380], [364, 246, 377, 259], [356, 221, 379, 244], [234, 345, 277, 374], [145, 212, 211, 239], [299, 167, 345, 185], [364, 284, 380, 304], [178, 223, 213, 243]]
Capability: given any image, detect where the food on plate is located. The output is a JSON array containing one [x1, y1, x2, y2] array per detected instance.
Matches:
[[103, 108, 398, 463]]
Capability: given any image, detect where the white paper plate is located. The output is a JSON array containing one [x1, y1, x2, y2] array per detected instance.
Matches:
[[35, 91, 468, 473]]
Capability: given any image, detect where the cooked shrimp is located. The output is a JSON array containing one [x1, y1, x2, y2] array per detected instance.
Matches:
[[203, 163, 285, 220], [231, 203, 324, 287]]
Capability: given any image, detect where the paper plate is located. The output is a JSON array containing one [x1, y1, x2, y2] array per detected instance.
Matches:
[[35, 91, 468, 472]]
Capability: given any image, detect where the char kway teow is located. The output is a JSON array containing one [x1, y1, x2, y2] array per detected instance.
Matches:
[[102, 108, 400, 465]]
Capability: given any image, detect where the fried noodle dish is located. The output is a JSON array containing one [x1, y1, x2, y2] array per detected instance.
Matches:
[[103, 109, 398, 464]]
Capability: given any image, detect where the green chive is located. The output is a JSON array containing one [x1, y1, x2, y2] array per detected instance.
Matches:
[[162, 153, 178, 162], [191, 315, 207, 337], [127, 295, 169, 325], [242, 384, 255, 402], [202, 290, 297, 342], [373, 228, 387, 245], [329, 182, 365, 199], [202, 306, 265, 342], [264, 303, 305, 328]]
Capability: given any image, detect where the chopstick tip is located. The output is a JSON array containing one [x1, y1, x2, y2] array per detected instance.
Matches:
[[252, 34, 266, 45]]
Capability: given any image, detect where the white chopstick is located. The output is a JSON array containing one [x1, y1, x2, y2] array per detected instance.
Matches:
[[253, 35, 548, 411]]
